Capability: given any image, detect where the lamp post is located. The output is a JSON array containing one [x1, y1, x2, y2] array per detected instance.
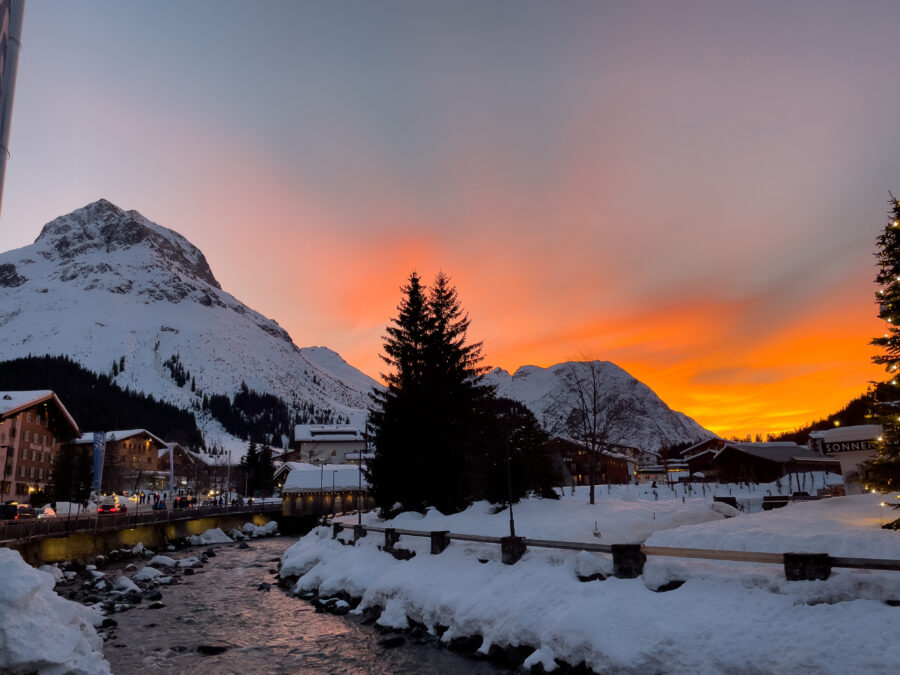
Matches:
[[506, 439, 516, 537], [332, 470, 337, 519]]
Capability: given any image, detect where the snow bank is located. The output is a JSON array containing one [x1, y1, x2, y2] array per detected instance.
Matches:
[[281, 488, 900, 672], [241, 520, 278, 538], [646, 492, 900, 558], [187, 527, 233, 545], [0, 549, 110, 674]]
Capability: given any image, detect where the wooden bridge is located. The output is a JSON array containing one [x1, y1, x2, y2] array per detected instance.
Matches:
[[0, 502, 282, 546]]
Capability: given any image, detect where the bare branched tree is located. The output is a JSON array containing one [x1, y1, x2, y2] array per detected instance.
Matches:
[[547, 359, 637, 504]]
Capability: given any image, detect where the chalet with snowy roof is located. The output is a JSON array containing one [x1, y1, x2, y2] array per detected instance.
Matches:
[[0, 390, 80, 501], [280, 461, 371, 517], [808, 424, 882, 494], [74, 429, 167, 493], [282, 424, 366, 464], [682, 437, 726, 477], [711, 442, 841, 485]]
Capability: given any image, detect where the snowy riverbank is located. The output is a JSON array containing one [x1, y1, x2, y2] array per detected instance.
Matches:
[[280, 483, 900, 673]]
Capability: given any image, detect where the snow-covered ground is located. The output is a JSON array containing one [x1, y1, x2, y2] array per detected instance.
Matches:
[[281, 483, 900, 673], [0, 549, 110, 674]]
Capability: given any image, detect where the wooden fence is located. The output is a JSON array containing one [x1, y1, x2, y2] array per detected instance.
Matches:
[[332, 523, 900, 582]]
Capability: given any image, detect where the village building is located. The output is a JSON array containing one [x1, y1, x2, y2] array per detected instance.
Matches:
[[73, 429, 167, 494], [282, 424, 366, 464], [157, 442, 207, 492], [682, 437, 727, 478], [280, 461, 370, 518], [548, 437, 635, 485], [0, 390, 80, 501], [808, 424, 882, 494], [711, 441, 841, 486]]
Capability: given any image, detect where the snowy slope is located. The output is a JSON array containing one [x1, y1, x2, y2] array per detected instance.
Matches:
[[0, 199, 378, 448], [484, 362, 712, 451]]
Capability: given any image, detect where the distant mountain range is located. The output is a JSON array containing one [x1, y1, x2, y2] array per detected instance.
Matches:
[[0, 199, 713, 454]]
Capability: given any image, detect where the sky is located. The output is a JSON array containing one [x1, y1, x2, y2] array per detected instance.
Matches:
[[1, 1, 898, 438]]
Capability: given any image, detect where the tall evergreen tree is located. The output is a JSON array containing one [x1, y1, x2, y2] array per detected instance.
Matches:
[[425, 272, 493, 511], [367, 272, 433, 513], [865, 196, 900, 491]]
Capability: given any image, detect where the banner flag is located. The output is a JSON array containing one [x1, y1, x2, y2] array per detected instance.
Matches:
[[92, 432, 105, 492]]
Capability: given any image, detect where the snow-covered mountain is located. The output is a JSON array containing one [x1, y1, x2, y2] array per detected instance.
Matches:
[[484, 362, 713, 451], [0, 199, 378, 449]]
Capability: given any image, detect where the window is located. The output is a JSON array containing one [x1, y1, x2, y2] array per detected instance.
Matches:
[[40, 453, 45, 463], [21, 448, 26, 460], [26, 412, 31, 422], [24, 430, 29, 442], [19, 467, 24, 477], [42, 434, 47, 445], [51, 437, 55, 447], [32, 450, 37, 461], [38, 469, 42, 479], [147, 457, 152, 463], [29, 467, 34, 478]]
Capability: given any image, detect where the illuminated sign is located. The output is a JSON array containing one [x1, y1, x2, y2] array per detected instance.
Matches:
[[823, 439, 877, 454]]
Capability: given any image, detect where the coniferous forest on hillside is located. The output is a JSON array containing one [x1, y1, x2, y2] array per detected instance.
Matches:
[[0, 355, 203, 447]]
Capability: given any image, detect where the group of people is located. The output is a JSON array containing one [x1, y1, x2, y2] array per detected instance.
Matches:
[[137, 491, 169, 506]]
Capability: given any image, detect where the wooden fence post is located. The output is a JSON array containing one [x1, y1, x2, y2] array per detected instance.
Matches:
[[353, 524, 366, 543], [501, 536, 527, 565], [430, 531, 450, 554], [332, 523, 343, 539], [612, 544, 646, 578], [783, 553, 831, 580], [384, 528, 399, 552]]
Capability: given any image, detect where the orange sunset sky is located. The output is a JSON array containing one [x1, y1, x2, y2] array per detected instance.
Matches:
[[1, 2, 898, 438]]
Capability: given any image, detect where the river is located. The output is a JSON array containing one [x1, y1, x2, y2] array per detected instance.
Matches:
[[101, 536, 505, 674]]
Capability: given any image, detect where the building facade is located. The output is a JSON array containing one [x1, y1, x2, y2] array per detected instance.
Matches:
[[0, 391, 80, 501]]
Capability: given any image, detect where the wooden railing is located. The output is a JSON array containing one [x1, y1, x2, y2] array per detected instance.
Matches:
[[332, 523, 900, 581]]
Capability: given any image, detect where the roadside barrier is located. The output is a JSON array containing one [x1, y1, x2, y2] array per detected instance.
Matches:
[[331, 523, 900, 581]]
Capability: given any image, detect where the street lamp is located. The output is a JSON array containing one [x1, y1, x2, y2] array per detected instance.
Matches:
[[506, 439, 516, 537], [332, 470, 337, 519]]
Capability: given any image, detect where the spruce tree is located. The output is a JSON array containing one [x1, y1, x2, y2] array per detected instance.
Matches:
[[367, 272, 434, 513], [425, 272, 492, 511], [866, 195, 900, 491]]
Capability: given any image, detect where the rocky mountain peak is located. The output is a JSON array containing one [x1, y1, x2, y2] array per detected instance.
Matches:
[[35, 199, 221, 290]]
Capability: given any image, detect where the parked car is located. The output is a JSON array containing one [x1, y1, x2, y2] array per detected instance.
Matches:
[[97, 498, 127, 515], [13, 505, 36, 519], [35, 506, 56, 518]]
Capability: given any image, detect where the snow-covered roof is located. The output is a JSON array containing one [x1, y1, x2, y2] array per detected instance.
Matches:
[[282, 463, 368, 492], [720, 442, 821, 464], [0, 390, 80, 435], [294, 424, 364, 443], [74, 429, 167, 447], [808, 425, 882, 442], [274, 461, 309, 480]]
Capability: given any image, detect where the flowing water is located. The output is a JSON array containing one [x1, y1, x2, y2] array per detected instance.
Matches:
[[101, 536, 504, 674]]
